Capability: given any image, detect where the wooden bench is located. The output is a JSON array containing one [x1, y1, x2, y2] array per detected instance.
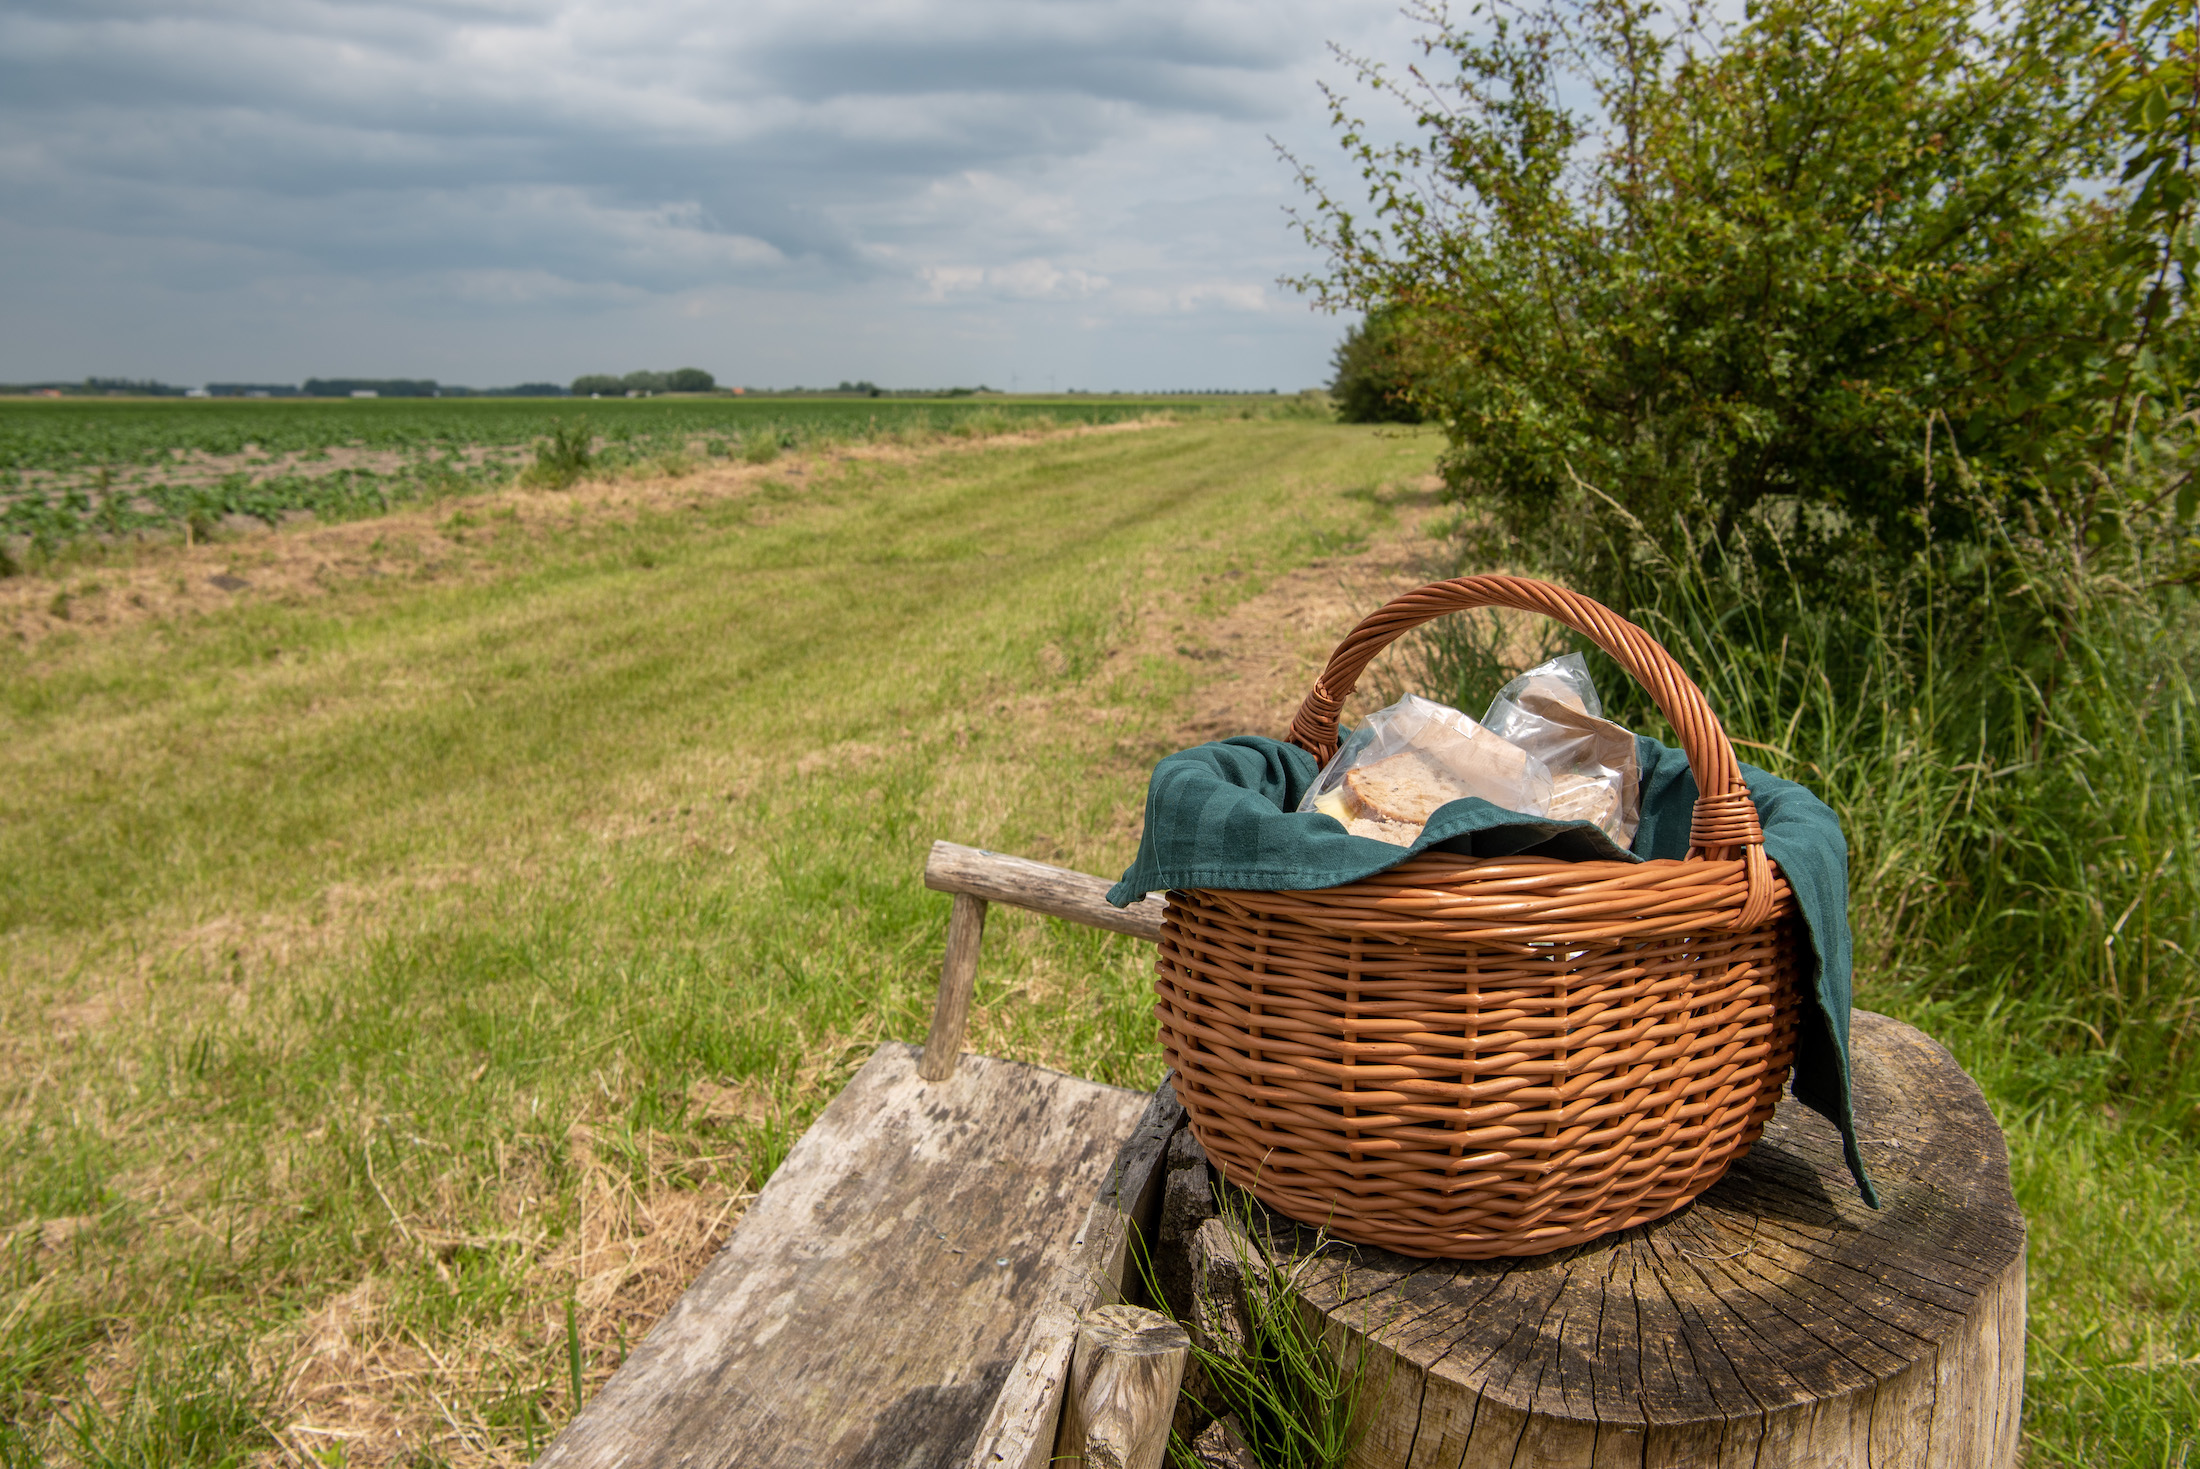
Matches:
[[534, 845, 1179, 1469], [537, 842, 2024, 1468]]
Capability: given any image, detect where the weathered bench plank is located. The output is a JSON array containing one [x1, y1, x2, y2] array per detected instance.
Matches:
[[536, 1042, 1151, 1469], [962, 1082, 1182, 1468]]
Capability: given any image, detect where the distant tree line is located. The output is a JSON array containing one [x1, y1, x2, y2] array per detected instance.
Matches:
[[303, 379, 441, 398], [7, 378, 574, 399], [1, 377, 190, 396], [205, 381, 568, 398], [85, 377, 190, 396], [570, 368, 716, 396]]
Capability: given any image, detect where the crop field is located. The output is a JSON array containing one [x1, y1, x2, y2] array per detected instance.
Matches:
[[0, 394, 1302, 561]]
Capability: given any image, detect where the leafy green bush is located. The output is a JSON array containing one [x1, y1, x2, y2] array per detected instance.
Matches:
[[1294, 0, 2192, 600], [1328, 309, 1425, 424]]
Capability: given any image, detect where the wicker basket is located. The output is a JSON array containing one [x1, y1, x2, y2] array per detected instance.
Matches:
[[1154, 575, 1803, 1259]]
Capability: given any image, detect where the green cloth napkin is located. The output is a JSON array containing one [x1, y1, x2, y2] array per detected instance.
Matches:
[[1106, 734, 1877, 1206]]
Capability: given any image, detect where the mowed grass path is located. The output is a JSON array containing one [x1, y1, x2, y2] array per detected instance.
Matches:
[[0, 421, 1438, 1466]]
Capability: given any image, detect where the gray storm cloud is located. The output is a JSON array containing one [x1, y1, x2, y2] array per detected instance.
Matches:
[[0, 0, 1417, 386]]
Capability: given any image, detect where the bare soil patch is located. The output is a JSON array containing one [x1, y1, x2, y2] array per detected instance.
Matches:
[[1142, 483, 1451, 748]]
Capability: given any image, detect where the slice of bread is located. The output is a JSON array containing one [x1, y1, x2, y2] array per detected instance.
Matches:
[[1548, 771, 1620, 831], [1345, 725, 1538, 825], [1346, 815, 1419, 846], [1345, 747, 1479, 825]]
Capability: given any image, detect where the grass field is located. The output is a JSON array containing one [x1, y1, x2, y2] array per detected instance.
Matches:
[[0, 417, 2193, 1466], [0, 394, 1314, 561], [0, 418, 1432, 1466]]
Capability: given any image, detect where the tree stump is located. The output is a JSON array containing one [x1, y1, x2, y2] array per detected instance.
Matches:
[[1195, 1010, 2026, 1468]]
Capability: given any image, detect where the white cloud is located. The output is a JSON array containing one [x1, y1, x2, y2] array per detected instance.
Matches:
[[1117, 280, 1274, 314], [919, 260, 1109, 303], [0, 0, 1427, 387]]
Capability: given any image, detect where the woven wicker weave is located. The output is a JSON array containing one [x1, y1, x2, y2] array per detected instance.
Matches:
[[1154, 575, 1803, 1258]]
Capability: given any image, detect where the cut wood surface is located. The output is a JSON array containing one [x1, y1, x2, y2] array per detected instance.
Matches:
[[533, 1043, 1149, 1469], [1211, 1009, 2025, 1468], [926, 840, 1166, 942], [1055, 1305, 1190, 1469]]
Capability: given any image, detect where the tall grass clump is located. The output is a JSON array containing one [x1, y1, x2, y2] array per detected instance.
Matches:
[[1548, 493, 2198, 1098], [1132, 1184, 1374, 1469]]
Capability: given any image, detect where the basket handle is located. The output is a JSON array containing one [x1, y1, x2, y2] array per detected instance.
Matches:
[[1287, 574, 1774, 929]]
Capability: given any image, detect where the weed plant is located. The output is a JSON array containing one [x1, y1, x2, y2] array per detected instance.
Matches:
[[1141, 1183, 1373, 1469], [522, 421, 595, 489]]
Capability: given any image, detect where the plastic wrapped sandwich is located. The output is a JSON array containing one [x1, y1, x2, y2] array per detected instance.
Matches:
[[1297, 654, 1641, 848], [1482, 653, 1641, 846], [1299, 693, 1554, 846]]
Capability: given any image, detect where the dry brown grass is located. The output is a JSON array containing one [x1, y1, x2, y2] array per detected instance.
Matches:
[[265, 1131, 750, 1468]]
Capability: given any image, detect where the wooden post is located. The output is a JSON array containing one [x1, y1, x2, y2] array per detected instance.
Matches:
[[918, 891, 987, 1081], [917, 841, 1167, 1083], [1055, 1304, 1190, 1469]]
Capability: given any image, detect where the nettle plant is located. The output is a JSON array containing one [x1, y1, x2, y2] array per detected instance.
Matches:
[[1290, 0, 2195, 605]]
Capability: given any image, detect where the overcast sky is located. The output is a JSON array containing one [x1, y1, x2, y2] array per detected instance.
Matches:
[[0, 0, 1428, 391]]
